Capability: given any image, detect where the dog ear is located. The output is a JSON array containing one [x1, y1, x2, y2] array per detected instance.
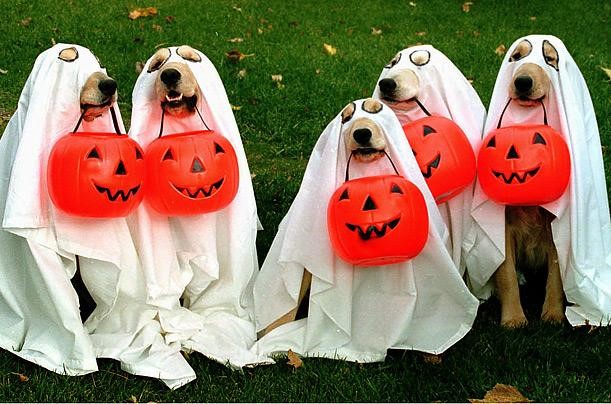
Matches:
[[58, 47, 79, 62], [509, 39, 532, 62], [177, 45, 202, 63], [542, 40, 559, 71], [409, 50, 430, 66], [362, 99, 383, 114], [148, 48, 171, 73], [341, 102, 356, 123], [384, 52, 402, 69]]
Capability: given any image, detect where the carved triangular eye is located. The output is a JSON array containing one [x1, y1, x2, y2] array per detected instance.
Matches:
[[86, 147, 101, 159], [391, 183, 403, 194], [214, 142, 225, 154], [486, 136, 496, 148], [423, 125, 436, 136], [162, 148, 175, 161], [135, 148, 144, 160], [533, 132, 546, 145], [339, 188, 349, 201]]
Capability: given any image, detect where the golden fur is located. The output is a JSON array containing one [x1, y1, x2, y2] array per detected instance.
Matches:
[[80, 71, 117, 122]]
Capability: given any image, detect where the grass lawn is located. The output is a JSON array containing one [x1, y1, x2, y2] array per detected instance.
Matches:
[[0, 0, 610, 401]]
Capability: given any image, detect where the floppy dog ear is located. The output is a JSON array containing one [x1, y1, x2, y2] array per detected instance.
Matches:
[[509, 39, 532, 62], [542, 40, 559, 71], [58, 47, 79, 62], [177, 45, 202, 63], [147, 48, 171, 73], [384, 52, 401, 69], [409, 50, 430, 66], [341, 102, 356, 123], [362, 99, 383, 114]]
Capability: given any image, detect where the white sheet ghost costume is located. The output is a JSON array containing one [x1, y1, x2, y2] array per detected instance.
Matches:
[[373, 45, 486, 275], [465, 35, 611, 326], [0, 44, 137, 375], [253, 99, 478, 361], [88, 46, 268, 388]]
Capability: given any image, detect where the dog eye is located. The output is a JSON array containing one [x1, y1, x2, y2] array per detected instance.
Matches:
[[533, 132, 546, 145], [177, 45, 202, 62], [509, 52, 522, 62], [486, 136, 496, 148], [148, 49, 171, 73], [214, 142, 225, 154], [338, 189, 349, 201], [384, 53, 401, 69], [390, 183, 403, 194], [86, 147, 101, 159], [135, 147, 144, 160], [162, 148, 176, 161]]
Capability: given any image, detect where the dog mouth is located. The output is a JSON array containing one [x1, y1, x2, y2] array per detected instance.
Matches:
[[94, 183, 141, 202], [352, 147, 385, 160], [171, 178, 224, 199], [161, 90, 198, 111], [492, 167, 540, 184], [345, 216, 401, 241], [420, 153, 441, 179], [381, 97, 418, 111], [513, 95, 544, 107]]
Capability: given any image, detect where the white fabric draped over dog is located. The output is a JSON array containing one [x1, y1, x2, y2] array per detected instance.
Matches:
[[253, 99, 478, 361], [465, 35, 611, 326], [373, 45, 486, 275], [88, 46, 269, 389], [0, 44, 135, 375]]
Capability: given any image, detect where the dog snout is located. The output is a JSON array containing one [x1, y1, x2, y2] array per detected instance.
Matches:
[[353, 128, 372, 145], [161, 68, 181, 86], [98, 79, 117, 97], [378, 78, 397, 95], [514, 76, 533, 93]]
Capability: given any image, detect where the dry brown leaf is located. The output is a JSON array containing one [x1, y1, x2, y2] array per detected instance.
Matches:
[[469, 383, 531, 403], [371, 27, 382, 35], [600, 66, 611, 81], [51, 38, 56, 46], [165, 15, 175, 23], [409, 1, 417, 6], [225, 49, 254, 63], [231, 104, 242, 111], [152, 24, 162, 32], [422, 353, 442, 365], [323, 43, 337, 56], [467, 77, 475, 84], [257, 27, 264, 34], [135, 61, 145, 74], [495, 44, 507, 56], [238, 69, 247, 79], [462, 2, 473, 12], [17, 373, 29, 382], [232, 5, 242, 12], [530, 16, 537, 21], [271, 74, 283, 82], [415, 31, 426, 36], [287, 349, 303, 368], [20, 17, 32, 27], [228, 37, 244, 43], [0, 68, 7, 75], [128, 7, 158, 20], [473, 30, 481, 37], [315, 68, 321, 75], [127, 395, 138, 403]]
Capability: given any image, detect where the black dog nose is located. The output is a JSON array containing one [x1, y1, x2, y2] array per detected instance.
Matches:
[[98, 79, 117, 97], [160, 68, 181, 85], [353, 128, 372, 145], [514, 76, 533, 93], [378, 78, 397, 94]]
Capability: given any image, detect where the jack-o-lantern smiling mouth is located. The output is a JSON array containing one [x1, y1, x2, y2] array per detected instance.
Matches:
[[492, 167, 540, 184], [345, 216, 401, 241], [421, 153, 441, 179], [94, 183, 141, 202], [171, 178, 225, 199]]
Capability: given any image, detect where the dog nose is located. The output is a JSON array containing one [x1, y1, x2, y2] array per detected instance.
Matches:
[[115, 160, 127, 175], [161, 68, 181, 85], [514, 76, 533, 93], [378, 78, 397, 94], [353, 128, 372, 145], [98, 79, 117, 97]]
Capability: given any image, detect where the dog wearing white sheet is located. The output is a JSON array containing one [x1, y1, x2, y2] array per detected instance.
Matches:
[[466, 35, 611, 327], [252, 98, 478, 362]]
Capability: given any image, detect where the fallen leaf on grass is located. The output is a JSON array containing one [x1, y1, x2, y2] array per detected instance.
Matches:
[[271, 74, 285, 89], [600, 66, 611, 81], [323, 43, 337, 56], [467, 77, 475, 84], [495, 44, 506, 56], [530, 16, 537, 21], [415, 31, 426, 36], [462, 2, 474, 12], [10, 372, 29, 382], [225, 49, 255, 63], [127, 395, 138, 403], [238, 69, 247, 79], [287, 349, 303, 368], [165, 15, 175, 23], [128, 7, 158, 20], [422, 353, 442, 365], [232, 5, 242, 12], [231, 104, 241, 111], [469, 383, 531, 403], [20, 17, 32, 27], [315, 68, 321, 75], [135, 61, 145, 74], [409, 1, 417, 6], [152, 24, 162, 32], [0, 68, 7, 75], [371, 27, 382, 35], [228, 37, 244, 43]]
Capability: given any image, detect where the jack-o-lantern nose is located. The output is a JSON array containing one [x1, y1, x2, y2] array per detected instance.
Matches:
[[191, 157, 205, 173], [506, 145, 520, 159], [363, 195, 377, 211], [115, 160, 127, 175], [353, 128, 372, 145]]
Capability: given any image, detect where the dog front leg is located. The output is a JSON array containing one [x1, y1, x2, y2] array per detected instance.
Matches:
[[262, 270, 312, 336], [541, 246, 565, 323], [494, 229, 527, 328]]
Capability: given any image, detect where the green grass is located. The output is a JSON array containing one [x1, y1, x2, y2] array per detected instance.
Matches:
[[0, 0, 610, 401]]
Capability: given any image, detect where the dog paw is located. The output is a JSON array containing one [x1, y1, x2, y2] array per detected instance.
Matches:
[[501, 315, 528, 329], [541, 308, 565, 324]]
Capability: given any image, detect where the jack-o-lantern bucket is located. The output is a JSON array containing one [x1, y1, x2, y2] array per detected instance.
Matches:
[[48, 107, 145, 217], [145, 130, 239, 216], [477, 100, 570, 206], [403, 114, 476, 204], [327, 151, 429, 267]]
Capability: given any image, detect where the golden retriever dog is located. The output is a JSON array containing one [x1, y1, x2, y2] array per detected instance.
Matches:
[[377, 51, 428, 112], [147, 46, 202, 117], [495, 39, 565, 328]]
